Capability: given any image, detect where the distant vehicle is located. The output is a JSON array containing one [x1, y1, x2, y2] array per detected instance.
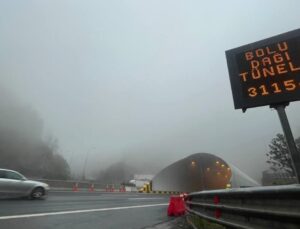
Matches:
[[0, 169, 49, 199]]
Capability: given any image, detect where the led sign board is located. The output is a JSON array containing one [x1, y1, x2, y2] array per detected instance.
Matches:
[[226, 29, 300, 110]]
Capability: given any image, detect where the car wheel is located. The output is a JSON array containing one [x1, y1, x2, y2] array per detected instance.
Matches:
[[31, 187, 45, 199]]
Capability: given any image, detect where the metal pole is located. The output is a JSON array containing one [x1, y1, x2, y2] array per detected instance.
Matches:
[[275, 105, 300, 183], [82, 148, 94, 180], [82, 151, 89, 180]]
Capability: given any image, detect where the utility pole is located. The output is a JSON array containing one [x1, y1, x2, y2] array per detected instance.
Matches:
[[82, 147, 95, 180]]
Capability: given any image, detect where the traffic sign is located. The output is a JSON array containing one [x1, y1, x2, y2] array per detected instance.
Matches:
[[226, 29, 300, 111]]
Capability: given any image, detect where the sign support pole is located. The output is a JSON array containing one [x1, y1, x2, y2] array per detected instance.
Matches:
[[274, 104, 300, 183]]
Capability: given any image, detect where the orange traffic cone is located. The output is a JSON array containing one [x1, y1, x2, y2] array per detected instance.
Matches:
[[72, 183, 79, 192], [111, 184, 114, 192], [89, 184, 95, 192]]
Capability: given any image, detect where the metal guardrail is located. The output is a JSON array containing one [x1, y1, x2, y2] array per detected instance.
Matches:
[[185, 184, 300, 229]]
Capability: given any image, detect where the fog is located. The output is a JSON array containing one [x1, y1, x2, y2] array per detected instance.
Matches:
[[1, 0, 300, 182], [0, 87, 70, 179]]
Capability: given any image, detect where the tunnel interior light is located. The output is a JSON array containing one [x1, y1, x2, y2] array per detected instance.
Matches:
[[206, 168, 210, 172], [221, 164, 225, 167], [216, 161, 220, 165], [191, 161, 196, 166]]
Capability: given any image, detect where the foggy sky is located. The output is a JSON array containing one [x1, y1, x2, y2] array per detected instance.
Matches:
[[1, 0, 300, 181]]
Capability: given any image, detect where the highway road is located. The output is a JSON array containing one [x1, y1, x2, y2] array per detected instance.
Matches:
[[0, 191, 171, 229]]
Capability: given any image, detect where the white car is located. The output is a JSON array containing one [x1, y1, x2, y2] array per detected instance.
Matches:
[[0, 169, 50, 199]]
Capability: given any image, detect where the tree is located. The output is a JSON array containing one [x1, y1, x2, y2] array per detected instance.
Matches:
[[266, 133, 300, 177], [0, 87, 70, 180], [97, 161, 139, 184]]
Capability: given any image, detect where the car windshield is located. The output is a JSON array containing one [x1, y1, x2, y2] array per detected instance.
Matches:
[[0, 170, 26, 180], [5, 171, 26, 180]]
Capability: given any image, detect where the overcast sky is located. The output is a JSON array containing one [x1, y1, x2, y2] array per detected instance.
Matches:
[[1, 0, 300, 181]]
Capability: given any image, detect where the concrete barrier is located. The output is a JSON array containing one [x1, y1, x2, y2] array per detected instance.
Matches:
[[33, 179, 107, 192]]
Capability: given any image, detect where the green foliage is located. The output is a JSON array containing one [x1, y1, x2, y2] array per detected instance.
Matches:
[[266, 133, 300, 177]]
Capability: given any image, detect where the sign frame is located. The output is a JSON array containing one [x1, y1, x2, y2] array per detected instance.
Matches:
[[226, 29, 300, 112]]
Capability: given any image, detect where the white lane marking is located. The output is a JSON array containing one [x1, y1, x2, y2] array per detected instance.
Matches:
[[129, 198, 164, 200], [0, 203, 168, 220]]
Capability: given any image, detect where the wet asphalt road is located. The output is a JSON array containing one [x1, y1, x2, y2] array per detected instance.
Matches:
[[0, 191, 170, 229]]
